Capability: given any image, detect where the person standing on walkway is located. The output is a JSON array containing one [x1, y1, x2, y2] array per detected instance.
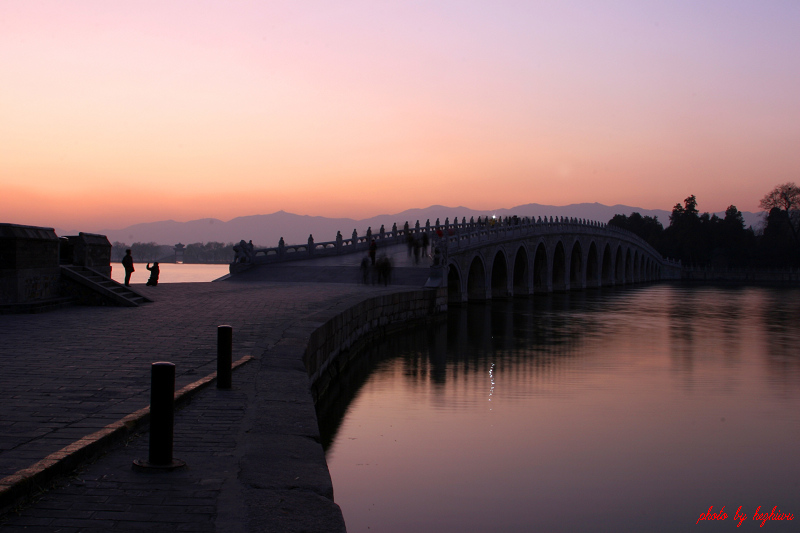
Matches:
[[145, 262, 160, 286], [369, 239, 377, 265], [122, 249, 135, 286], [360, 256, 370, 284]]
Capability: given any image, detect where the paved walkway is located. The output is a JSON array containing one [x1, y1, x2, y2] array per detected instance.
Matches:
[[230, 243, 433, 285], [0, 276, 424, 531]]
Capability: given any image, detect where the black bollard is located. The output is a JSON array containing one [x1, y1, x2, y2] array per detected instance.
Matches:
[[217, 325, 232, 389], [133, 362, 186, 470]]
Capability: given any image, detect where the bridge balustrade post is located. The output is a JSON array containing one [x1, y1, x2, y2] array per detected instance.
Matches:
[[335, 231, 343, 253], [307, 234, 314, 256], [278, 237, 285, 259]]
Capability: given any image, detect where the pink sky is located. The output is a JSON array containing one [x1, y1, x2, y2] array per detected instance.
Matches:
[[2, 1, 799, 231]]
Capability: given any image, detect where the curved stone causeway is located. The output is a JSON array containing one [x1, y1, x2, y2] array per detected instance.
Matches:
[[0, 279, 444, 531]]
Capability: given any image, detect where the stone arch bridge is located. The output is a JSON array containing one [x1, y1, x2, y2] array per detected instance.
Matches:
[[429, 217, 681, 302], [232, 215, 681, 302]]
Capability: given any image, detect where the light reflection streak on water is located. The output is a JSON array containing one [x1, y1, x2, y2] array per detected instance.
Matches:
[[488, 363, 495, 409], [320, 285, 800, 533]]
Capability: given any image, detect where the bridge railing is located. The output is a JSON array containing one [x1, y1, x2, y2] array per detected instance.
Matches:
[[233, 221, 434, 267], [230, 214, 677, 270]]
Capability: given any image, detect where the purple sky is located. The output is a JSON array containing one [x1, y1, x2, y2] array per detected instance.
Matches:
[[2, 1, 798, 230]]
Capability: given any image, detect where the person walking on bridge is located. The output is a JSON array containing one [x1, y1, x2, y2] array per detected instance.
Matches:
[[122, 249, 135, 286], [369, 239, 377, 265]]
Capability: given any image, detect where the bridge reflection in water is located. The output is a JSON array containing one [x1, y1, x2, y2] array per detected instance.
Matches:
[[319, 285, 800, 533]]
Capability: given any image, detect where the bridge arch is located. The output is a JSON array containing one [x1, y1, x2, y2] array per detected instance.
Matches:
[[629, 250, 635, 283], [467, 255, 488, 301], [569, 240, 584, 290], [512, 245, 529, 296], [601, 243, 613, 286], [491, 250, 509, 298], [447, 263, 463, 303], [586, 241, 599, 288], [615, 246, 624, 284], [552, 241, 567, 292], [533, 242, 548, 293]]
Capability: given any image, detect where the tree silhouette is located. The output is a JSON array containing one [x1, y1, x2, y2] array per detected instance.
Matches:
[[716, 205, 756, 267], [759, 182, 800, 250], [623, 197, 756, 267], [183, 242, 236, 263], [759, 208, 797, 266], [608, 212, 664, 250], [760, 182, 800, 213], [663, 195, 709, 265]]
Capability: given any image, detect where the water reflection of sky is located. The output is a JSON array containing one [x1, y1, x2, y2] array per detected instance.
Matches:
[[321, 285, 800, 533], [110, 262, 229, 283]]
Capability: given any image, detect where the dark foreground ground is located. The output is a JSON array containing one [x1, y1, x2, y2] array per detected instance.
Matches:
[[0, 262, 429, 532]]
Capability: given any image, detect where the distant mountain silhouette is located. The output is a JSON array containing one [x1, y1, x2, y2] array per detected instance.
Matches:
[[67, 203, 762, 247]]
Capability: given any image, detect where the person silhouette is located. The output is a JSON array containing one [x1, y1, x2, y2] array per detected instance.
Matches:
[[122, 249, 134, 286], [369, 239, 377, 265], [146, 262, 160, 286]]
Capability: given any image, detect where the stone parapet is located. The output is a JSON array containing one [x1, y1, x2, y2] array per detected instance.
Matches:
[[61, 232, 112, 277], [305, 287, 447, 403], [0, 224, 61, 306]]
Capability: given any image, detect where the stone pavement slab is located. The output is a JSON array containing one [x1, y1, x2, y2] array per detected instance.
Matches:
[[0, 279, 428, 531]]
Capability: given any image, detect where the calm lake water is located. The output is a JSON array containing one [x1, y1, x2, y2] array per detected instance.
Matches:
[[110, 263, 229, 284], [320, 284, 800, 533]]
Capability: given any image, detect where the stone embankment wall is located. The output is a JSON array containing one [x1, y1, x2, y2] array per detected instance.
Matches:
[[305, 288, 447, 403]]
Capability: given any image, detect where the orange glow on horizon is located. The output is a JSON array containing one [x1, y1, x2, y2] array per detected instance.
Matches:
[[2, 2, 798, 230]]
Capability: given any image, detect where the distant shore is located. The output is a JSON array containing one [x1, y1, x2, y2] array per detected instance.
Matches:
[[681, 267, 800, 284], [109, 262, 230, 284]]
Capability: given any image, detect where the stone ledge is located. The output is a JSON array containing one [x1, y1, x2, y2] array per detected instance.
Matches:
[[305, 287, 447, 403], [0, 355, 254, 515]]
